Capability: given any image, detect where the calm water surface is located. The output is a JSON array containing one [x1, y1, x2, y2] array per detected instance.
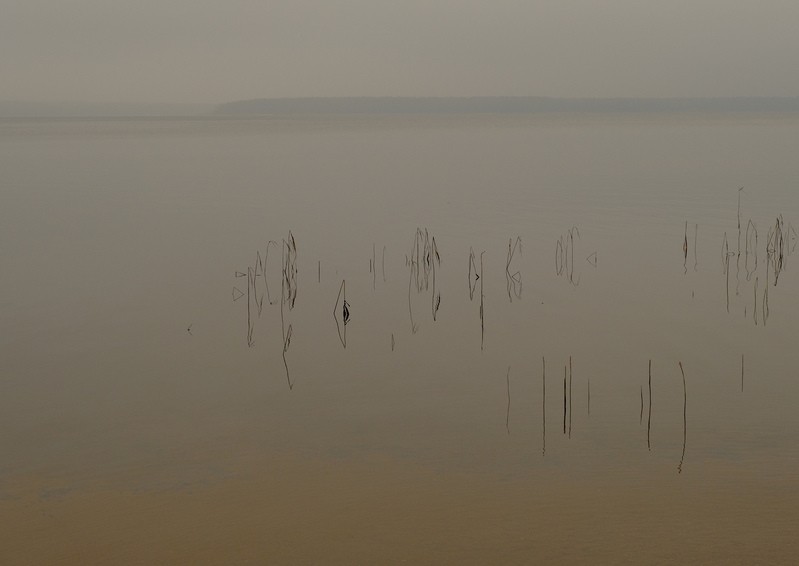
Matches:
[[2, 113, 798, 563]]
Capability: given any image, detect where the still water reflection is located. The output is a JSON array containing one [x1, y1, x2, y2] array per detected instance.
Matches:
[[2, 113, 799, 562]]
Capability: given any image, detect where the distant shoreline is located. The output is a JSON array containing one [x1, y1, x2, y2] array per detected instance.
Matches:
[[3, 97, 799, 119], [214, 96, 799, 116], [0, 101, 214, 119]]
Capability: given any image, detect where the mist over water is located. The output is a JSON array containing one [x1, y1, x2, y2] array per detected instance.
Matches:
[[2, 112, 799, 562]]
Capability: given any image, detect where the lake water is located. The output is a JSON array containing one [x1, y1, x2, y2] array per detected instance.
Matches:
[[2, 112, 799, 563]]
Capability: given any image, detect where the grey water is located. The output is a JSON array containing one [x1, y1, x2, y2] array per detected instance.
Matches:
[[2, 112, 799, 562]]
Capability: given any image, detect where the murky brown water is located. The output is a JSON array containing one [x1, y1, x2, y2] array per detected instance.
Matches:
[[2, 113, 799, 563]]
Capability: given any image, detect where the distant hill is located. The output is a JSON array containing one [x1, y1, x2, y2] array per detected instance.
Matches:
[[0, 101, 213, 118], [214, 96, 799, 115], [5, 97, 799, 118]]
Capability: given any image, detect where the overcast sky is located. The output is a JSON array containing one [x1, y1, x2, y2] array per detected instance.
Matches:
[[2, 0, 799, 104]]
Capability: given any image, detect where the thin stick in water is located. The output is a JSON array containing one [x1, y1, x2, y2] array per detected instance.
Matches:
[[678, 361, 687, 473], [725, 252, 730, 313], [506, 367, 511, 435], [647, 360, 652, 451], [640, 386, 644, 425], [563, 366, 567, 435], [753, 276, 759, 325], [480, 252, 485, 350], [737, 187, 743, 254], [683, 221, 688, 274], [568, 356, 573, 438], [333, 279, 347, 348], [694, 223, 698, 271], [542, 356, 546, 456]]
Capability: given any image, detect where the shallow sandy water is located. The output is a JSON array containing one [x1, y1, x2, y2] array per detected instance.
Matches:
[[4, 451, 798, 564]]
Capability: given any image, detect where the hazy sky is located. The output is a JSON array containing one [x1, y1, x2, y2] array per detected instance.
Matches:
[[3, 0, 799, 104]]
